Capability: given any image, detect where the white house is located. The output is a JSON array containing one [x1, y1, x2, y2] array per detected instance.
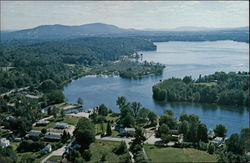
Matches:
[[211, 137, 224, 145], [0, 138, 10, 148], [43, 144, 52, 153]]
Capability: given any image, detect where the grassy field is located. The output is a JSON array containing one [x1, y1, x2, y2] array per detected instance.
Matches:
[[89, 140, 129, 163], [47, 155, 62, 161], [32, 115, 80, 130], [144, 145, 218, 162], [32, 121, 56, 130], [61, 115, 80, 125]]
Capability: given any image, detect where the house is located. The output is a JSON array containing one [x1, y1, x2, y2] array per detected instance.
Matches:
[[36, 120, 50, 126], [28, 130, 41, 137], [55, 122, 68, 129], [211, 137, 224, 145], [208, 129, 215, 139], [44, 132, 62, 140], [125, 128, 135, 135], [119, 128, 135, 136], [0, 138, 10, 148], [43, 144, 52, 153]]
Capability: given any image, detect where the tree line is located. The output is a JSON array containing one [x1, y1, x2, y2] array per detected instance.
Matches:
[[153, 72, 249, 106]]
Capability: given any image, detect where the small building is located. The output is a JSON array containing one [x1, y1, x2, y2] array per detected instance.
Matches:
[[55, 122, 68, 129], [167, 141, 175, 147], [211, 137, 224, 145], [36, 120, 50, 126], [14, 137, 22, 142], [119, 127, 135, 136], [0, 138, 10, 148], [29, 130, 41, 137], [43, 144, 52, 153], [44, 132, 62, 140], [125, 128, 135, 135]]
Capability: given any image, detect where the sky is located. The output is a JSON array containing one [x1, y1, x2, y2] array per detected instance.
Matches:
[[1, 1, 249, 30]]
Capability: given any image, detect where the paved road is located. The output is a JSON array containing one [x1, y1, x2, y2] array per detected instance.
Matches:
[[32, 116, 53, 127], [40, 125, 75, 163], [0, 86, 30, 97], [41, 145, 66, 163]]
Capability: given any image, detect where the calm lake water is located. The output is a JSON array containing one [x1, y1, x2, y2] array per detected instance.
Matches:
[[63, 41, 249, 135]]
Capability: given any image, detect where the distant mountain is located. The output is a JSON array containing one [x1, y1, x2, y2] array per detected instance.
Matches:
[[171, 26, 215, 31], [1, 23, 138, 40], [1, 23, 249, 42]]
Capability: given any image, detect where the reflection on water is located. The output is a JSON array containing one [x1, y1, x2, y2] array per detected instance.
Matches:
[[63, 41, 249, 135]]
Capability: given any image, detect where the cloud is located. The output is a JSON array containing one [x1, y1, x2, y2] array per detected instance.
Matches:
[[1, 1, 249, 30]]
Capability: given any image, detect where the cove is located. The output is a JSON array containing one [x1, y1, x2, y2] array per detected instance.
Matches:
[[63, 41, 249, 135]]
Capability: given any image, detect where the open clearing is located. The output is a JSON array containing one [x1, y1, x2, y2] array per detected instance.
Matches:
[[144, 145, 218, 162]]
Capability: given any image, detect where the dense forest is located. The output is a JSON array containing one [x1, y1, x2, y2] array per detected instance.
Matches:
[[94, 60, 165, 79], [152, 72, 249, 106], [0, 37, 157, 93]]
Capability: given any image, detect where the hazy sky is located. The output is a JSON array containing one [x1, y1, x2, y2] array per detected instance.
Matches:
[[1, 1, 249, 30]]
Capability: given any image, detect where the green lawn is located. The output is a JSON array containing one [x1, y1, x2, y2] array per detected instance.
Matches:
[[61, 115, 80, 125], [32, 121, 56, 130], [144, 145, 218, 162], [32, 115, 80, 131], [16, 151, 49, 163], [88, 140, 129, 163], [47, 155, 62, 161]]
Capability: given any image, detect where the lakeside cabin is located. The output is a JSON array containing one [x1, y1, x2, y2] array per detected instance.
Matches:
[[211, 137, 224, 146]]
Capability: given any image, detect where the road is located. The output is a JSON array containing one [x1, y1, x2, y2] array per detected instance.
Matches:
[[32, 116, 53, 127], [0, 86, 30, 97], [41, 145, 66, 163], [40, 125, 75, 163]]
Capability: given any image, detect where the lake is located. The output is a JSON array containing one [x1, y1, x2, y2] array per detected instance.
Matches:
[[63, 41, 249, 135]]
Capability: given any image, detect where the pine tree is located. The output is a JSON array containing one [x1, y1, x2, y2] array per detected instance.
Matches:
[[106, 121, 112, 136]]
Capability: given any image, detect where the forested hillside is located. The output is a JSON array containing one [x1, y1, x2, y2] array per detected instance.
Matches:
[[152, 72, 249, 106], [0, 37, 156, 93]]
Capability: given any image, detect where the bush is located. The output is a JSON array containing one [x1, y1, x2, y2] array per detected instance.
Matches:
[[179, 142, 193, 148], [17, 140, 45, 153], [198, 141, 208, 151], [82, 149, 92, 161], [207, 143, 215, 154], [113, 141, 128, 155]]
